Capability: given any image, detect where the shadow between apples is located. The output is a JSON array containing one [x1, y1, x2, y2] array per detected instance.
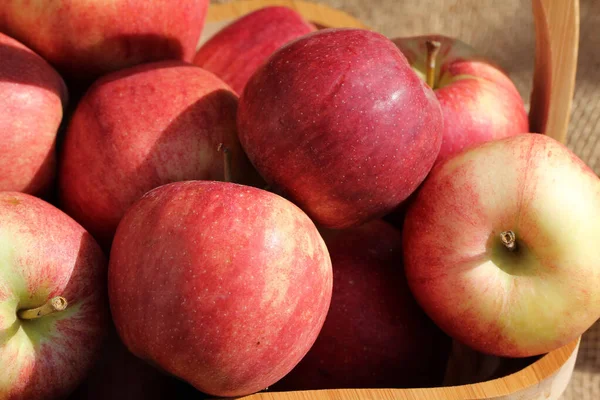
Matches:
[[21, 143, 57, 204], [66, 322, 195, 400], [80, 57, 190, 88], [64, 34, 185, 87]]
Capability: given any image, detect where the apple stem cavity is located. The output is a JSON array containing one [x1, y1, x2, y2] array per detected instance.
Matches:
[[425, 40, 441, 88], [500, 230, 517, 252], [18, 296, 68, 320], [218, 143, 233, 183]]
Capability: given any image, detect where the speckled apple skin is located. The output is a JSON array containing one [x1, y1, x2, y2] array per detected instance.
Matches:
[[0, 0, 208, 82], [0, 32, 67, 196], [403, 133, 600, 357], [394, 35, 529, 162], [238, 28, 443, 229], [0, 192, 108, 400], [58, 61, 259, 250], [273, 220, 450, 390], [108, 181, 333, 397], [194, 6, 316, 95]]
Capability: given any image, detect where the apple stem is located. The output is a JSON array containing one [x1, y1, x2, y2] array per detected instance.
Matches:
[[425, 40, 441, 88], [500, 231, 517, 252], [217, 143, 233, 183], [18, 296, 68, 320]]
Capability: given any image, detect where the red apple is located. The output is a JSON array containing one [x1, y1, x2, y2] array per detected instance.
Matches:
[[0, 32, 67, 197], [393, 35, 529, 162], [0, 192, 108, 399], [403, 133, 600, 357], [108, 181, 333, 397], [0, 0, 208, 82], [194, 6, 316, 95], [58, 60, 260, 250], [238, 28, 443, 229], [273, 220, 451, 390]]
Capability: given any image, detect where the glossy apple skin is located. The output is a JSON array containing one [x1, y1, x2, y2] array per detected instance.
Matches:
[[238, 28, 443, 229], [0, 0, 208, 82], [273, 220, 450, 390], [393, 35, 529, 162], [403, 133, 600, 357], [108, 181, 333, 397], [58, 61, 260, 250], [0, 32, 67, 197], [194, 6, 316, 95], [0, 192, 108, 400]]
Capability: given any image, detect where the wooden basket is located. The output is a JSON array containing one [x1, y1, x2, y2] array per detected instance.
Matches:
[[200, 1, 581, 399]]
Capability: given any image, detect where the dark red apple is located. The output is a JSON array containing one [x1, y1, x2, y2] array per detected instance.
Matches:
[[0, 32, 67, 197], [194, 6, 316, 94], [108, 181, 333, 397], [238, 28, 443, 229], [58, 61, 260, 250], [273, 220, 450, 390]]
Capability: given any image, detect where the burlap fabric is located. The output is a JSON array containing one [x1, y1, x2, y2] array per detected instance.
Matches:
[[211, 0, 600, 398]]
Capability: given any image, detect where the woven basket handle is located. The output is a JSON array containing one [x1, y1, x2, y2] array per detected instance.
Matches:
[[529, 0, 579, 143]]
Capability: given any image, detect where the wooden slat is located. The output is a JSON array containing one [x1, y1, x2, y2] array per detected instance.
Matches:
[[207, 0, 368, 29], [529, 0, 580, 143]]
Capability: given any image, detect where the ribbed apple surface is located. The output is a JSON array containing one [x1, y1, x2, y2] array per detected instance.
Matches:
[[238, 28, 443, 229], [0, 192, 108, 400], [108, 181, 333, 397], [403, 133, 600, 357]]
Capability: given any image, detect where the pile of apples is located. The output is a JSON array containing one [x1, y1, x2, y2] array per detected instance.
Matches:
[[2, 2, 600, 399]]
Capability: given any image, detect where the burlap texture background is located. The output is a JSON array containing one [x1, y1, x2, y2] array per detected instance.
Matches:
[[211, 0, 600, 398]]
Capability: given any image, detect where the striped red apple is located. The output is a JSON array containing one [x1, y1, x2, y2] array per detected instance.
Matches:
[[403, 133, 600, 357], [108, 181, 333, 397]]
